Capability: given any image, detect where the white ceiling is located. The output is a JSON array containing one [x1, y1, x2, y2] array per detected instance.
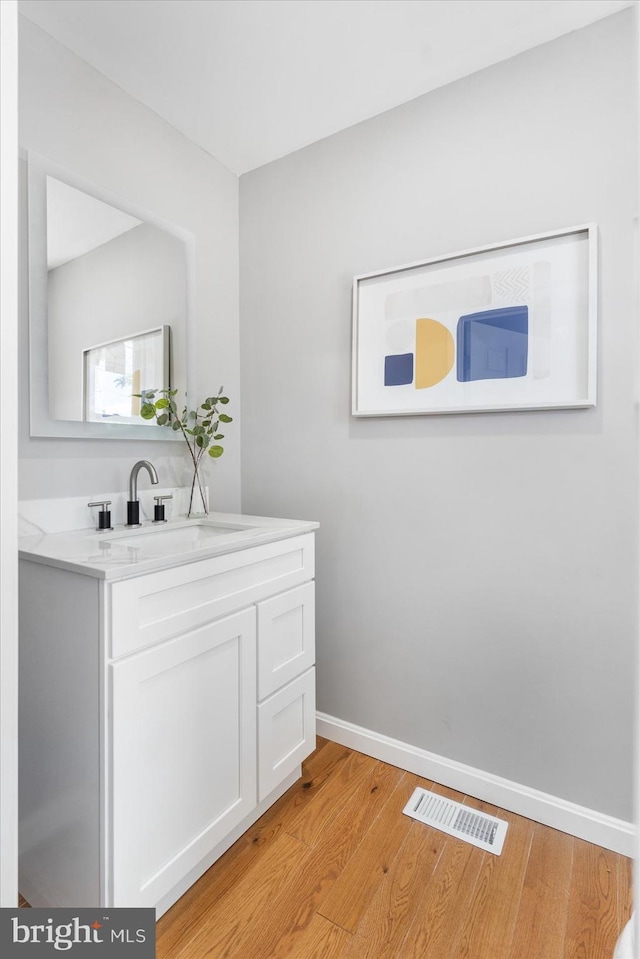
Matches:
[[18, 0, 633, 175]]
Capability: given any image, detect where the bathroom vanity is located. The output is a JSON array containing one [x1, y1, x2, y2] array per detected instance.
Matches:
[[19, 511, 318, 916]]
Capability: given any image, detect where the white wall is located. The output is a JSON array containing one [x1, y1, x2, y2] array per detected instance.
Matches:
[[240, 11, 638, 821], [0, 0, 19, 907], [19, 17, 240, 508]]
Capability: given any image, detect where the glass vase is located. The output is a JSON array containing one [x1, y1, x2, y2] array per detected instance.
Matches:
[[187, 462, 209, 518]]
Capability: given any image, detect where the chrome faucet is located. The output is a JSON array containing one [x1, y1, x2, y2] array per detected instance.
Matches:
[[126, 460, 159, 528]]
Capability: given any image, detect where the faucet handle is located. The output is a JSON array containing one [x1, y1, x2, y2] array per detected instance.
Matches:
[[153, 494, 173, 524], [88, 500, 113, 532]]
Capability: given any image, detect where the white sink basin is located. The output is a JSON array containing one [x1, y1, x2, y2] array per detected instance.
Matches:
[[108, 521, 256, 556]]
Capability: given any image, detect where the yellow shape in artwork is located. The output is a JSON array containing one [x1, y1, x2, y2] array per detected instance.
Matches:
[[415, 318, 455, 389]]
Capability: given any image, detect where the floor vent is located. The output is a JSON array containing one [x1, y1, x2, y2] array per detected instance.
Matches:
[[402, 787, 508, 856]]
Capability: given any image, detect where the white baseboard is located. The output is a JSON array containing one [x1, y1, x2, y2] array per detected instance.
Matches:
[[316, 712, 635, 857]]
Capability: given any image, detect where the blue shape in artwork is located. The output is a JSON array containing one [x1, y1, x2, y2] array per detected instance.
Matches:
[[457, 306, 528, 382], [384, 352, 414, 386]]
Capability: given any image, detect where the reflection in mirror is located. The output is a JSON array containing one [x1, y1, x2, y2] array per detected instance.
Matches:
[[28, 154, 194, 440], [83, 325, 170, 424], [46, 177, 183, 425]]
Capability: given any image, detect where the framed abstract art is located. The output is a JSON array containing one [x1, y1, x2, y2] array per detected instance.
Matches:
[[351, 225, 596, 416]]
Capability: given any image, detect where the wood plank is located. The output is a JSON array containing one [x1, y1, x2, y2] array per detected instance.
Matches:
[[318, 772, 422, 933], [344, 813, 449, 958], [169, 831, 308, 959], [564, 838, 623, 959], [394, 791, 489, 959], [283, 747, 378, 847], [156, 812, 291, 959], [455, 800, 534, 959], [242, 761, 407, 959], [617, 852, 633, 933], [344, 782, 465, 959], [156, 738, 345, 957], [277, 738, 357, 837], [508, 822, 574, 959], [279, 914, 353, 959]]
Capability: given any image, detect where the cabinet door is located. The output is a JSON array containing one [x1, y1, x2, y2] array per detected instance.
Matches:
[[110, 608, 256, 907], [258, 668, 316, 801], [257, 581, 315, 700]]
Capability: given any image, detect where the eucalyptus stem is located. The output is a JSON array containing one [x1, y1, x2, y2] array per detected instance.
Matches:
[[135, 387, 232, 517]]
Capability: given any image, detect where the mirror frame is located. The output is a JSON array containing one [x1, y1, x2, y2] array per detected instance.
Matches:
[[27, 151, 196, 440]]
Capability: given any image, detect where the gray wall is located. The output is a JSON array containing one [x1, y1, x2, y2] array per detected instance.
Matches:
[[19, 17, 241, 509], [240, 11, 638, 821]]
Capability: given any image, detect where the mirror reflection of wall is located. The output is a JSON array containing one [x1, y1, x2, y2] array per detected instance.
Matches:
[[45, 176, 186, 424]]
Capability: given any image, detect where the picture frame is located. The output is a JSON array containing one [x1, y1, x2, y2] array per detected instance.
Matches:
[[351, 225, 597, 416]]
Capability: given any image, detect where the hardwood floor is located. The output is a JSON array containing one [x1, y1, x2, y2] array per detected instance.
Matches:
[[156, 738, 633, 959]]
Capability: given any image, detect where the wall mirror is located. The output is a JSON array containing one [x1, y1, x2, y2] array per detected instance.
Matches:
[[27, 153, 195, 439]]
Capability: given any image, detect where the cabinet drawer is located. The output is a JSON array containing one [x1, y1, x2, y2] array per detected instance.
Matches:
[[257, 668, 316, 801], [257, 582, 315, 700], [108, 534, 314, 659]]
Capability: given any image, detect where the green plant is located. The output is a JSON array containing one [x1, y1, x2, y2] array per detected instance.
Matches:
[[136, 387, 232, 516]]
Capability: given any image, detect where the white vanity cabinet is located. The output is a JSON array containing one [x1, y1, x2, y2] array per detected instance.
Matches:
[[19, 526, 316, 916]]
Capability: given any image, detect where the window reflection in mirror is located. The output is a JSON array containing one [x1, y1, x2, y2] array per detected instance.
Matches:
[[83, 325, 170, 424]]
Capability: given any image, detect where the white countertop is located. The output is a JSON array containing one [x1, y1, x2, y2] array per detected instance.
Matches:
[[19, 512, 319, 581]]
